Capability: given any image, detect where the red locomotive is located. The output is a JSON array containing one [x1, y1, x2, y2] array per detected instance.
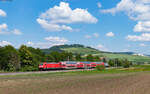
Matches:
[[39, 61, 105, 71]]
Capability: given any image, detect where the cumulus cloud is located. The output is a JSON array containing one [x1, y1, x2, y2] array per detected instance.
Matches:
[[27, 36, 68, 48], [0, 23, 22, 35], [101, 0, 150, 33], [0, 41, 11, 46], [37, 2, 98, 32], [0, 9, 6, 17], [37, 18, 73, 31], [0, 23, 8, 34], [12, 29, 22, 35], [106, 32, 114, 37], [97, 2, 102, 8], [45, 36, 68, 43], [100, 0, 150, 20], [26, 42, 66, 49], [27, 41, 34, 46], [85, 33, 99, 39], [126, 33, 150, 41], [134, 21, 150, 32]]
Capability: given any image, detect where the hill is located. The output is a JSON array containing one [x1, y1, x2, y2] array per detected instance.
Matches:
[[42, 44, 101, 55], [41, 44, 150, 63]]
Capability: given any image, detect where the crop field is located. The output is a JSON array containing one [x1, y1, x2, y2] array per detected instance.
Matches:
[[1, 66, 150, 94]]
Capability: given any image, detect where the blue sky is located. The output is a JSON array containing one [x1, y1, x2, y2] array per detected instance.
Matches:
[[0, 0, 150, 54]]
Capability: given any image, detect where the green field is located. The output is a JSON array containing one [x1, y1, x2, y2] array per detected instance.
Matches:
[[61, 47, 150, 63], [1, 65, 150, 94]]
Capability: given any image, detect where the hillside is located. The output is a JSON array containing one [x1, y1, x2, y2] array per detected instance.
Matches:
[[41, 44, 150, 63], [42, 44, 101, 55]]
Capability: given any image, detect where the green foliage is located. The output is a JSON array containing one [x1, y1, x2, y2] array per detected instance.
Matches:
[[86, 54, 94, 61], [96, 65, 105, 71], [19, 45, 34, 67], [75, 54, 82, 61], [122, 59, 130, 68], [93, 56, 100, 61], [0, 45, 20, 71], [108, 59, 115, 67], [18, 45, 40, 71], [45, 51, 73, 62]]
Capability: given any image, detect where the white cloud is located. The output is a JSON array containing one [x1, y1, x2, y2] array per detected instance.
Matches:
[[134, 21, 150, 32], [0, 23, 22, 35], [85, 35, 92, 39], [96, 44, 108, 51], [26, 41, 66, 49], [37, 2, 98, 32], [37, 18, 73, 31], [0, 41, 11, 46], [0, 23, 7, 32], [101, 0, 150, 34], [27, 36, 69, 48], [85, 33, 99, 39], [126, 33, 150, 41], [100, 0, 150, 20], [0, 23, 9, 34], [139, 43, 146, 47], [45, 36, 68, 43], [106, 32, 114, 37], [97, 2, 102, 8], [12, 29, 22, 35], [27, 41, 34, 46], [0, 9, 6, 17], [93, 33, 99, 38]]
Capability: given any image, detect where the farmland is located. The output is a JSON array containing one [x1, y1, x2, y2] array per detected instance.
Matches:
[[47, 44, 150, 63], [1, 65, 150, 94]]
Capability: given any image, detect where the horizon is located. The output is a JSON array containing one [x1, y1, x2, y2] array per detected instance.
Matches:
[[0, 0, 150, 54]]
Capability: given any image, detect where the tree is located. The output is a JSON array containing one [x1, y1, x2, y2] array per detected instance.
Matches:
[[19, 45, 36, 71], [5, 45, 20, 71], [45, 54, 54, 62], [108, 59, 115, 67], [94, 56, 100, 61], [50, 51, 61, 62], [86, 54, 94, 61], [75, 54, 82, 61], [28, 47, 45, 62], [114, 58, 122, 67], [122, 59, 130, 68], [0, 45, 20, 71]]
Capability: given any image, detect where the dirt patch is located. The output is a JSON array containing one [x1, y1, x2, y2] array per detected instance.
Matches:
[[0, 72, 150, 94]]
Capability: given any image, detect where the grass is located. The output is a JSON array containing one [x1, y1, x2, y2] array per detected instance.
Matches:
[[1, 65, 150, 94], [61, 47, 150, 63], [1, 65, 150, 78], [94, 53, 150, 62], [62, 47, 99, 55]]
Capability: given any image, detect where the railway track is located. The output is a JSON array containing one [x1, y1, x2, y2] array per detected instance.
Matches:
[[0, 69, 94, 76]]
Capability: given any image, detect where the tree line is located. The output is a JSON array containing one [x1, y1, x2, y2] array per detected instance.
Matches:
[[0, 45, 106, 71], [0, 45, 131, 72]]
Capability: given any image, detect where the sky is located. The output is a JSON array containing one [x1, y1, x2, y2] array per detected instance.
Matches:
[[0, 0, 150, 54]]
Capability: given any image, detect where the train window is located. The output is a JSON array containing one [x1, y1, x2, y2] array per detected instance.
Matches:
[[66, 61, 76, 64]]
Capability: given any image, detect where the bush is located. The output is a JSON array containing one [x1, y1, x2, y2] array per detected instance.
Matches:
[[20, 65, 38, 71], [122, 59, 130, 68], [96, 65, 105, 71]]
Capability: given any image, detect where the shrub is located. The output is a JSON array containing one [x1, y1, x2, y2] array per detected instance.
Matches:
[[122, 59, 130, 68], [96, 65, 105, 71]]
